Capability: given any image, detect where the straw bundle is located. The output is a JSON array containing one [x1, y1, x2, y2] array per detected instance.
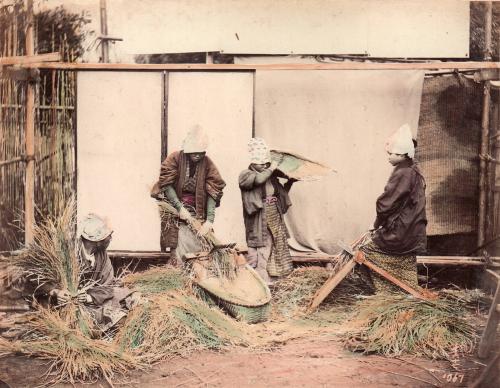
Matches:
[[16, 198, 79, 294], [0, 307, 139, 386], [122, 266, 188, 295], [157, 200, 238, 280], [115, 292, 247, 363], [343, 294, 477, 360], [12, 199, 96, 332]]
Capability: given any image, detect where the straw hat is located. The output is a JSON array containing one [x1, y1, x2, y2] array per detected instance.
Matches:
[[79, 213, 113, 242], [385, 123, 415, 159]]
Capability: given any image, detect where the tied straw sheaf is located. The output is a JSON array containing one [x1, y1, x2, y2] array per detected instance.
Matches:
[[157, 200, 238, 280]]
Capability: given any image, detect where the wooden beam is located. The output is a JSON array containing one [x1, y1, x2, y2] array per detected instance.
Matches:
[[20, 61, 500, 72], [108, 250, 170, 260], [292, 254, 499, 266], [307, 258, 356, 312], [354, 251, 434, 300], [24, 0, 35, 245], [478, 278, 500, 358], [0, 52, 60, 66]]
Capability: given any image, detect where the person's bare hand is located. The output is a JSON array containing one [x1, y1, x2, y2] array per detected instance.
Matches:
[[77, 292, 92, 304], [51, 289, 71, 304], [178, 207, 192, 221], [269, 160, 279, 171]]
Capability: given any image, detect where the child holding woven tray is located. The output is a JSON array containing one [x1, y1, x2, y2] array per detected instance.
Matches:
[[239, 138, 297, 285], [361, 124, 427, 294]]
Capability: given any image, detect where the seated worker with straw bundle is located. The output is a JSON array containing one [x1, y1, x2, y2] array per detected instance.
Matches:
[[50, 214, 138, 330], [360, 124, 427, 294], [151, 125, 226, 265], [239, 138, 296, 285]]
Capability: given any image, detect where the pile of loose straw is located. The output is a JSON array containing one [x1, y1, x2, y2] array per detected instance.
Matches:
[[272, 267, 372, 318], [114, 292, 248, 363], [343, 294, 478, 360]]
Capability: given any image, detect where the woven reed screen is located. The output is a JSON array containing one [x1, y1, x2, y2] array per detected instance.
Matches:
[[417, 75, 482, 236]]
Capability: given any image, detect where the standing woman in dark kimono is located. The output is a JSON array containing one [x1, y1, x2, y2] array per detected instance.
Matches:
[[151, 125, 226, 265], [361, 124, 427, 293]]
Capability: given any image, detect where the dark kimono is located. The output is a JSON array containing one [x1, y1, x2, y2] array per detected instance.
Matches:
[[239, 168, 293, 280], [151, 150, 226, 249], [362, 159, 427, 293], [79, 241, 134, 328], [372, 159, 427, 255]]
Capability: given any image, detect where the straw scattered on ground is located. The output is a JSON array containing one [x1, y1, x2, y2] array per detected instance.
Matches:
[[0, 307, 139, 386], [272, 267, 372, 320], [115, 292, 248, 363], [122, 266, 187, 295]]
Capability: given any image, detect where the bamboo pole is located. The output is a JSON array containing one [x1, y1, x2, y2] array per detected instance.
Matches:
[[0, 52, 60, 65], [24, 0, 35, 244], [99, 0, 109, 63], [478, 2, 493, 247]]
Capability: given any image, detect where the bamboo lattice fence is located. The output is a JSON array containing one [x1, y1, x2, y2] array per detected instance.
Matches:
[[0, 2, 79, 250]]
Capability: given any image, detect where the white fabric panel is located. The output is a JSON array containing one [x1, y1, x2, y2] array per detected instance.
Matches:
[[167, 72, 253, 246], [77, 72, 162, 250], [102, 0, 468, 58], [255, 70, 424, 254]]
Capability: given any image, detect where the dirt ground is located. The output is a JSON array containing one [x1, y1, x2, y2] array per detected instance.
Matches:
[[1, 334, 491, 388]]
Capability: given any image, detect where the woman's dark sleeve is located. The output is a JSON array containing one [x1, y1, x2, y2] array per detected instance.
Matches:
[[374, 169, 412, 228]]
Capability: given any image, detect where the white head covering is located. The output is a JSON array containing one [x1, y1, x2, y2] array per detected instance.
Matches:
[[182, 124, 209, 153], [248, 137, 271, 164], [385, 123, 415, 159], [79, 213, 113, 242]]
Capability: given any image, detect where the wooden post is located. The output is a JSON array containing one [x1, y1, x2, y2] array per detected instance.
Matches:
[[24, 0, 35, 244], [478, 272, 500, 358], [99, 0, 109, 63], [478, 2, 493, 247]]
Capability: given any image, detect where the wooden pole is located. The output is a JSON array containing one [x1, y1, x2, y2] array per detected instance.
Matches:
[[493, 15, 500, 256], [24, 0, 35, 244], [478, 2, 493, 247], [99, 0, 109, 63]]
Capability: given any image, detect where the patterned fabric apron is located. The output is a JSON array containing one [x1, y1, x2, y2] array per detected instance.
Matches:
[[265, 201, 293, 277], [360, 240, 418, 294]]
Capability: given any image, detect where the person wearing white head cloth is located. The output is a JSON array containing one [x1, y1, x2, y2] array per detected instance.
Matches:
[[360, 124, 427, 294], [151, 125, 226, 265], [239, 138, 296, 284]]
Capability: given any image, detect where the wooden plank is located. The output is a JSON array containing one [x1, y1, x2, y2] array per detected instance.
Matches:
[[24, 0, 35, 245], [108, 250, 170, 260], [291, 254, 497, 266], [417, 257, 485, 266], [478, 280, 500, 358], [0, 52, 60, 65], [307, 258, 356, 312], [21, 61, 500, 71]]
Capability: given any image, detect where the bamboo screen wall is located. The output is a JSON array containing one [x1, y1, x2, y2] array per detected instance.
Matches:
[[0, 6, 76, 250]]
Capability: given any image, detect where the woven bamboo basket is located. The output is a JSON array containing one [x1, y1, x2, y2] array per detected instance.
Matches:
[[193, 263, 272, 324]]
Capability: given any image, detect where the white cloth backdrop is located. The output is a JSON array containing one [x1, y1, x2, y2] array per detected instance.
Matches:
[[77, 72, 162, 250], [77, 70, 424, 253], [255, 70, 424, 254], [166, 72, 254, 246]]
